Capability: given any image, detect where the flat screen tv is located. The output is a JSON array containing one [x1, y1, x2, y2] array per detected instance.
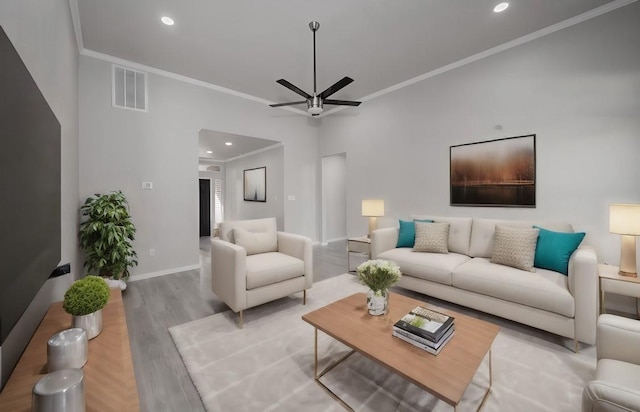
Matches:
[[0, 26, 61, 344]]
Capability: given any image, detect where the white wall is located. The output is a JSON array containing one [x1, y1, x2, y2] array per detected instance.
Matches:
[[79, 57, 318, 278], [318, 3, 640, 268], [322, 153, 347, 242], [224, 146, 285, 230], [0, 0, 79, 387]]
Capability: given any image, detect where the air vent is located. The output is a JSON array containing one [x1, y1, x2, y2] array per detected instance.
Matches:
[[112, 65, 147, 111], [207, 165, 221, 172]]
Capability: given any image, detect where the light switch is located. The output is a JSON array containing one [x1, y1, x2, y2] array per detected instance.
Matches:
[[142, 182, 153, 190], [288, 195, 296, 201]]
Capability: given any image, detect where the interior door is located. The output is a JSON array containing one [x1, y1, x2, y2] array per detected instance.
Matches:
[[199, 179, 211, 237]]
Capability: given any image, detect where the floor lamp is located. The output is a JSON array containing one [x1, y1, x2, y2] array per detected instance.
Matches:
[[610, 204, 640, 277], [362, 199, 384, 238]]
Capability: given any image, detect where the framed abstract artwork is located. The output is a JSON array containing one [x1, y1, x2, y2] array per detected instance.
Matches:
[[243, 166, 266, 202], [450, 134, 536, 207]]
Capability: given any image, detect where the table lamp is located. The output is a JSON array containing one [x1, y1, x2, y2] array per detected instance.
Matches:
[[362, 199, 384, 237], [610, 204, 640, 277]]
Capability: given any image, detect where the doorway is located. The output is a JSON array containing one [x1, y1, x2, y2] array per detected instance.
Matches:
[[199, 179, 211, 237], [321, 153, 347, 244]]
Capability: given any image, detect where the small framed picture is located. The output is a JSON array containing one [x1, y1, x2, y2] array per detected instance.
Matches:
[[243, 167, 266, 202]]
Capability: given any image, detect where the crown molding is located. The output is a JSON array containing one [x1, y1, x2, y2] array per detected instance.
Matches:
[[68, 0, 84, 52]]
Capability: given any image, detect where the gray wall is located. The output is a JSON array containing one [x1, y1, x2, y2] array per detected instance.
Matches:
[[0, 0, 79, 387], [319, 3, 640, 269], [79, 57, 318, 279], [224, 146, 285, 230]]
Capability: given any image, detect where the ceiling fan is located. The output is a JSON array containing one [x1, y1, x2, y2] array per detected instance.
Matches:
[[270, 21, 361, 116]]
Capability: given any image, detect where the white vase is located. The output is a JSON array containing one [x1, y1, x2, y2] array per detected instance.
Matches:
[[367, 289, 389, 316], [72, 309, 103, 340]]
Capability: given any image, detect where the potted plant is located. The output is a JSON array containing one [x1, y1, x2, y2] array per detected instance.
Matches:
[[79, 190, 138, 281], [63, 276, 111, 339], [356, 259, 402, 316]]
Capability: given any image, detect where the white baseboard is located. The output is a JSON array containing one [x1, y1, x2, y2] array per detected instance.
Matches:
[[129, 264, 201, 282]]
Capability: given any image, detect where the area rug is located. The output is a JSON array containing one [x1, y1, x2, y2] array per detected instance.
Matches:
[[169, 274, 596, 411]]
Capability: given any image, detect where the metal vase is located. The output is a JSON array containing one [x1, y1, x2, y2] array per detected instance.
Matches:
[[72, 309, 103, 340]]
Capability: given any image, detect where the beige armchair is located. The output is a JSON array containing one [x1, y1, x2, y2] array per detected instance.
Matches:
[[211, 217, 313, 328], [582, 314, 640, 412]]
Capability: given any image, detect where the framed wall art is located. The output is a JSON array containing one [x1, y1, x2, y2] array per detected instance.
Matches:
[[243, 166, 266, 202], [450, 134, 536, 207]]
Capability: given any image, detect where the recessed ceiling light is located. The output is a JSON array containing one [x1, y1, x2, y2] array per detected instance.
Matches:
[[225, 142, 232, 146], [206, 150, 213, 154], [161, 16, 174, 26], [494, 2, 509, 13]]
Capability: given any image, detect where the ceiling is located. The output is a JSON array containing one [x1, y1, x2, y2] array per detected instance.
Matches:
[[199, 130, 280, 162], [75, 0, 621, 117]]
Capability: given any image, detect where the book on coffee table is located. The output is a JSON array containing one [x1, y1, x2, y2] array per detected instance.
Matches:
[[392, 328, 455, 355], [394, 306, 454, 343], [393, 323, 455, 348]]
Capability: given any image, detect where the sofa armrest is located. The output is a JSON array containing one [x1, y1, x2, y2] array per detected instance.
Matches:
[[371, 227, 399, 259], [597, 314, 640, 364], [277, 232, 313, 288], [211, 238, 247, 313], [569, 245, 598, 344], [583, 380, 640, 412]]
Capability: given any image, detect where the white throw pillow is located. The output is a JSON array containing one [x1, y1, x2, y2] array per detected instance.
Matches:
[[233, 228, 278, 256], [414, 222, 449, 254], [490, 225, 539, 272]]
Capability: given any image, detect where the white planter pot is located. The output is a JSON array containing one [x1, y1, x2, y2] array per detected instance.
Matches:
[[72, 309, 103, 340]]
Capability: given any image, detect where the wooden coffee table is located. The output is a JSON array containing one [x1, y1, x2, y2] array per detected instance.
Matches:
[[302, 292, 500, 411]]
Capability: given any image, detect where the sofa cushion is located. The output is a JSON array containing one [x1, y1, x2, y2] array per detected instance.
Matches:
[[490, 225, 539, 272], [452, 258, 574, 317], [469, 218, 574, 258], [414, 222, 449, 253], [377, 248, 470, 286], [234, 228, 278, 256], [245, 252, 304, 290], [411, 215, 472, 255], [396, 219, 434, 248], [596, 359, 640, 390], [534, 226, 586, 275]]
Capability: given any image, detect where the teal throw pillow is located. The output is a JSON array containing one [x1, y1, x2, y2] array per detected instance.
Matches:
[[533, 226, 585, 276], [396, 219, 434, 248]]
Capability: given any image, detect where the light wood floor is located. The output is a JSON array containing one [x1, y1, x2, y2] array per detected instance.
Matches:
[[122, 239, 357, 412]]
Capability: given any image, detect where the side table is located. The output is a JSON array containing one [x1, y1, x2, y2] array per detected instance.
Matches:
[[347, 236, 371, 272], [599, 263, 640, 317]]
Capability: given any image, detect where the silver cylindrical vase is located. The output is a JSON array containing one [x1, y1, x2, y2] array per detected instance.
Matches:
[[32, 368, 85, 412], [47, 328, 88, 372], [72, 309, 103, 340]]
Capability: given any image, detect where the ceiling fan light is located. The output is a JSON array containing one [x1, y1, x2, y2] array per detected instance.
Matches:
[[307, 96, 323, 115]]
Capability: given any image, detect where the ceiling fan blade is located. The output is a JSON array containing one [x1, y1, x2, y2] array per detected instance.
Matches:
[[318, 77, 354, 99], [276, 79, 312, 99], [323, 99, 361, 106], [269, 101, 307, 108]]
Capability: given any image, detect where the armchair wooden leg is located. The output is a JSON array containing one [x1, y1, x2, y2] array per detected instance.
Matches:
[[574, 338, 579, 353], [238, 310, 243, 329], [303, 290, 307, 305]]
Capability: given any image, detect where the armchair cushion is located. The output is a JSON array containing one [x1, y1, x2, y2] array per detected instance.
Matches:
[[234, 228, 278, 255], [245, 252, 304, 290], [597, 314, 640, 364]]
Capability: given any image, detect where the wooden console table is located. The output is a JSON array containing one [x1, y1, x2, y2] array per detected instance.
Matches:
[[0, 288, 139, 411]]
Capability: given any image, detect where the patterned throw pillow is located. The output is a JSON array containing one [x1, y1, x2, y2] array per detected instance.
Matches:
[[490, 225, 539, 272], [414, 222, 449, 254]]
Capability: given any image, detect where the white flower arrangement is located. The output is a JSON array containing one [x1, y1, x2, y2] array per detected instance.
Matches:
[[356, 259, 402, 292]]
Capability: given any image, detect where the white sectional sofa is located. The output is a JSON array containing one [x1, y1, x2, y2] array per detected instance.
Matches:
[[371, 215, 599, 348]]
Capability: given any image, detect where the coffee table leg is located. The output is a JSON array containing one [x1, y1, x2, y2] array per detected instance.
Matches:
[[476, 350, 492, 411], [313, 327, 356, 411]]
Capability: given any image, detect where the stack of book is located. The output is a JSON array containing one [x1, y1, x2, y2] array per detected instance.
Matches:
[[392, 306, 455, 355]]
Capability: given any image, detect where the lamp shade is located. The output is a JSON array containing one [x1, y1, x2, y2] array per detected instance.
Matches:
[[610, 204, 640, 235], [362, 199, 384, 217]]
